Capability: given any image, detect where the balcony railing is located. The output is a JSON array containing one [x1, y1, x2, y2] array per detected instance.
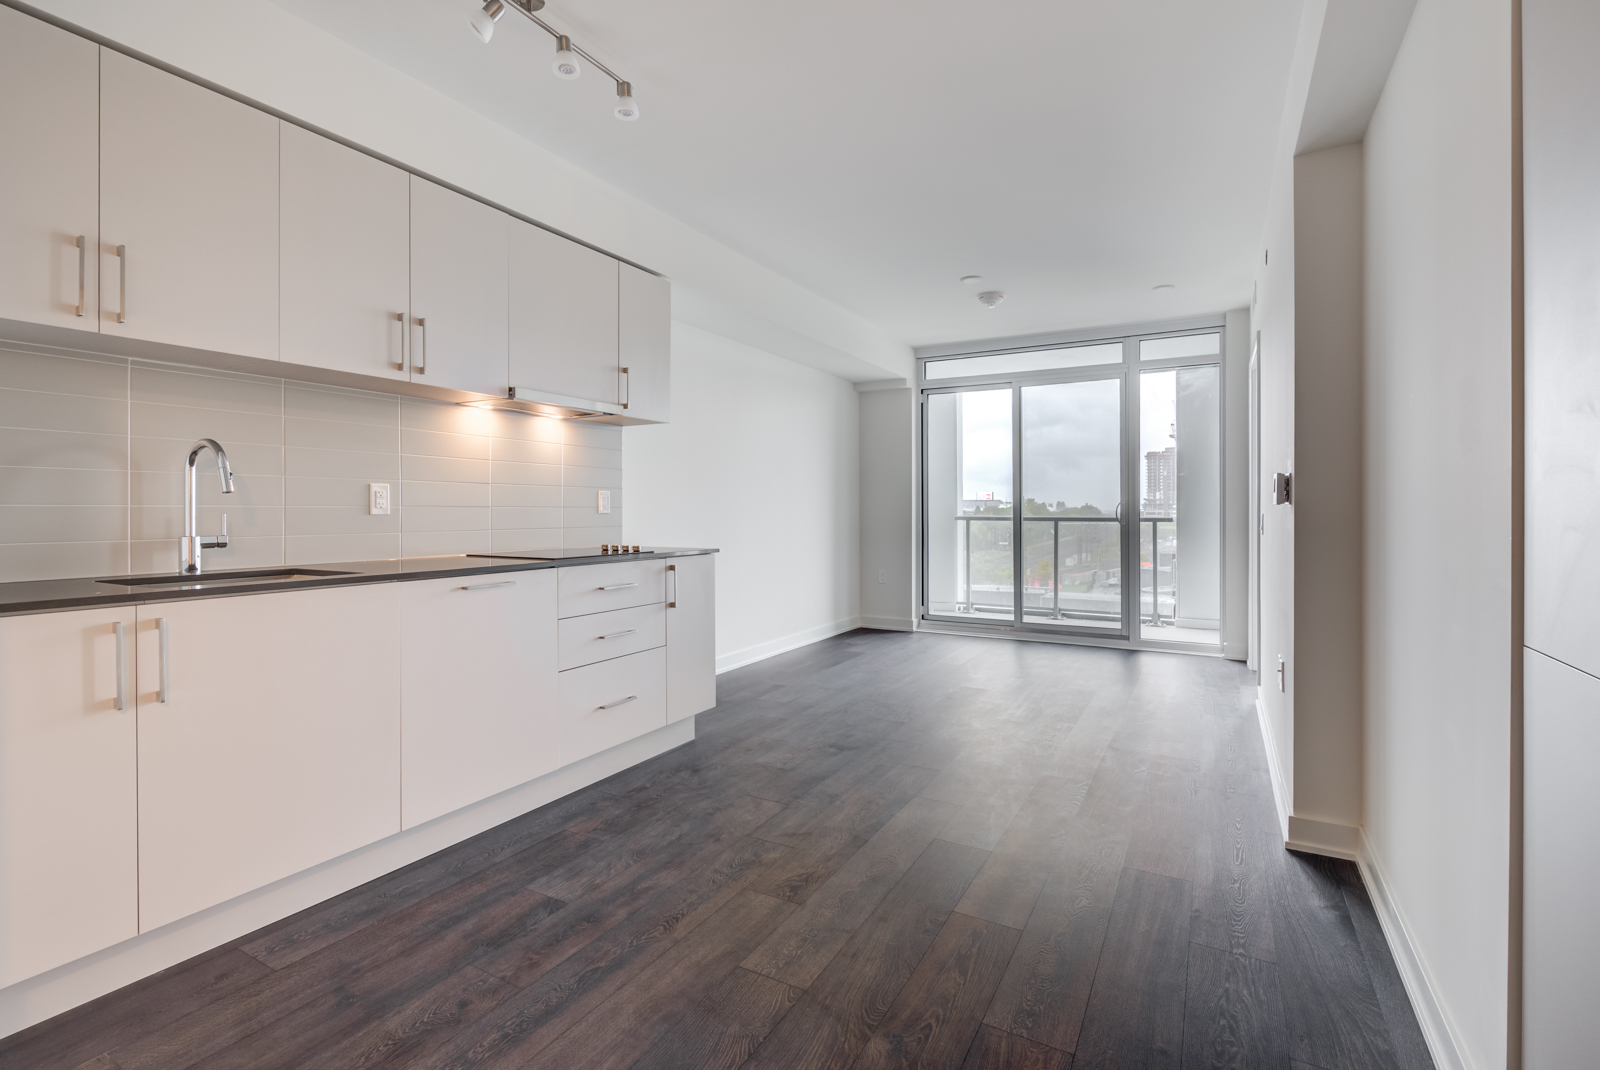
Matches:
[[950, 513, 1177, 627]]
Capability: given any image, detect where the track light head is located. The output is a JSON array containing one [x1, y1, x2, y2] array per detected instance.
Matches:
[[470, 0, 505, 43], [553, 35, 580, 79], [614, 81, 639, 121]]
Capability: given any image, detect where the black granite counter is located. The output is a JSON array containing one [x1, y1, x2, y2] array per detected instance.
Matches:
[[0, 547, 718, 618]]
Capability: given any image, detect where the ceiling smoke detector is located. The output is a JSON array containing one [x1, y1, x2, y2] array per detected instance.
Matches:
[[977, 290, 1005, 309]]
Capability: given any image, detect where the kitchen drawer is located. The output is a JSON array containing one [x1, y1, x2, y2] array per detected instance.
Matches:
[[557, 560, 667, 618], [558, 646, 666, 765], [558, 602, 665, 671]]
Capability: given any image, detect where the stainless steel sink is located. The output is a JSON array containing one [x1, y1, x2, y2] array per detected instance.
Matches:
[[97, 568, 357, 588]]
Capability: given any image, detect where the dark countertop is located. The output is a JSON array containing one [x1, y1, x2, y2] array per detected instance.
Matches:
[[0, 547, 718, 618]]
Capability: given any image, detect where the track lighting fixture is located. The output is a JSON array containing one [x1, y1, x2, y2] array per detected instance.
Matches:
[[614, 82, 638, 121], [469, 0, 638, 121], [552, 35, 580, 79], [469, 0, 505, 43]]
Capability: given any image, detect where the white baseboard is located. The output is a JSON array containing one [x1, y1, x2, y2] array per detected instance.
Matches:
[[1253, 690, 1292, 841], [1358, 829, 1468, 1070], [715, 616, 862, 674], [0, 717, 696, 1041], [1286, 815, 1361, 860], [859, 615, 914, 632]]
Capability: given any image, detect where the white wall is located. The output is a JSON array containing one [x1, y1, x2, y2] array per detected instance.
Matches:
[[858, 386, 916, 631], [624, 324, 860, 671], [1292, 142, 1365, 838], [20, 0, 910, 385], [1363, 0, 1515, 1067]]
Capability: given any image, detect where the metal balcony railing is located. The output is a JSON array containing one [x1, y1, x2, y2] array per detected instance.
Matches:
[[952, 513, 1177, 626]]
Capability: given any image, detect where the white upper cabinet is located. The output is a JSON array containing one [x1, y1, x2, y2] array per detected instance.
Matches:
[[409, 176, 509, 397], [399, 572, 560, 829], [0, 607, 138, 987], [0, 8, 99, 329], [509, 221, 620, 406], [280, 125, 411, 381], [135, 586, 402, 931], [618, 263, 671, 422], [99, 50, 279, 359]]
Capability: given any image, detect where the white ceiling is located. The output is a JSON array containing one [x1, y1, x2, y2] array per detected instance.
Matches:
[[269, 0, 1306, 349]]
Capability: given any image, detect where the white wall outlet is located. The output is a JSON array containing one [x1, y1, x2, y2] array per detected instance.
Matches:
[[597, 490, 611, 514], [369, 483, 391, 516]]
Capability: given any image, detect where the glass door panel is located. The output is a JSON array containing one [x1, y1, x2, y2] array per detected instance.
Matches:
[[1019, 378, 1125, 632], [925, 389, 1014, 622], [1138, 365, 1221, 646]]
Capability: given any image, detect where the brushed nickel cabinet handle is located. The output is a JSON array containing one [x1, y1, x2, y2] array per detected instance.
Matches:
[[115, 244, 127, 323], [620, 366, 630, 410], [113, 621, 127, 711], [394, 311, 407, 370], [74, 235, 86, 317], [413, 316, 427, 374], [599, 582, 638, 591], [666, 563, 677, 608], [460, 580, 516, 591], [157, 617, 170, 703], [599, 629, 637, 640], [599, 695, 638, 710]]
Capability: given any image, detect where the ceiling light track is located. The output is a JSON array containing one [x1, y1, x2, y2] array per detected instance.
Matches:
[[471, 0, 639, 120]]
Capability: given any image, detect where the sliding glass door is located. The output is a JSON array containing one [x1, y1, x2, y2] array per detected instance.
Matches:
[[920, 324, 1225, 650]]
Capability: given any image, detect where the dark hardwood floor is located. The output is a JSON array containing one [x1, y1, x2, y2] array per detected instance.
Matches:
[[2, 629, 1435, 1070]]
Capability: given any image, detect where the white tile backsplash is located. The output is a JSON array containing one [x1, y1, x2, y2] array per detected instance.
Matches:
[[0, 347, 625, 581]]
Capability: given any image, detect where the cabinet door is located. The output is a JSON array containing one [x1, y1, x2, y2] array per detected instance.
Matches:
[[99, 50, 279, 359], [0, 608, 138, 986], [135, 586, 401, 931], [399, 571, 558, 828], [410, 176, 509, 397], [509, 221, 619, 405], [281, 124, 411, 380], [618, 263, 671, 423], [666, 555, 716, 722], [0, 8, 99, 329], [557, 646, 666, 766]]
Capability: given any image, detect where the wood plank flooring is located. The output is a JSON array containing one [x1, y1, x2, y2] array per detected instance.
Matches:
[[1, 630, 1434, 1070]]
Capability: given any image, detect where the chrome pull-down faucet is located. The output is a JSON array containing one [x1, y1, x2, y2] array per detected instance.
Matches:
[[181, 438, 235, 574]]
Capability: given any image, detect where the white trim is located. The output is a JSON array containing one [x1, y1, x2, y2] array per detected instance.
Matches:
[[1253, 690, 1292, 840], [860, 615, 914, 632], [0, 717, 696, 1040], [1358, 829, 1469, 1070], [715, 617, 862, 674], [1286, 815, 1361, 860]]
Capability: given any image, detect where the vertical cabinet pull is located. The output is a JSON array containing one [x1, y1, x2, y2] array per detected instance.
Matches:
[[115, 244, 128, 323], [393, 311, 407, 371], [620, 366, 630, 409], [113, 621, 127, 711], [74, 235, 86, 317], [412, 316, 427, 374], [667, 563, 677, 608], [157, 617, 170, 703]]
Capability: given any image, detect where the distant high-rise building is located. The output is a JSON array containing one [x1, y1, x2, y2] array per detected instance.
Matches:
[[1144, 447, 1176, 515]]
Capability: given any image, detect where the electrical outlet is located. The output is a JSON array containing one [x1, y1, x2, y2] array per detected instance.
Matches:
[[597, 489, 611, 514], [1277, 655, 1286, 692], [368, 483, 390, 516], [878, 569, 887, 584]]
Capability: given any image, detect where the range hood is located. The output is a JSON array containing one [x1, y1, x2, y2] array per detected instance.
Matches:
[[464, 386, 625, 420]]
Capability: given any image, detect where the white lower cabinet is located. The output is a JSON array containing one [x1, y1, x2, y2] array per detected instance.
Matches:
[[558, 646, 668, 766], [667, 555, 717, 722], [0, 607, 138, 987], [558, 603, 666, 671], [135, 585, 402, 932], [399, 572, 559, 829]]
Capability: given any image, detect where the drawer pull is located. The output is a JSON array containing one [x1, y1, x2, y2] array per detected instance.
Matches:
[[599, 629, 638, 640], [460, 580, 517, 591], [599, 582, 639, 591], [599, 695, 638, 710], [157, 617, 170, 703], [114, 621, 127, 711]]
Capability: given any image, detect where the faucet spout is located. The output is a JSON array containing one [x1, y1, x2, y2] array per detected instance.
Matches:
[[181, 439, 235, 574]]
